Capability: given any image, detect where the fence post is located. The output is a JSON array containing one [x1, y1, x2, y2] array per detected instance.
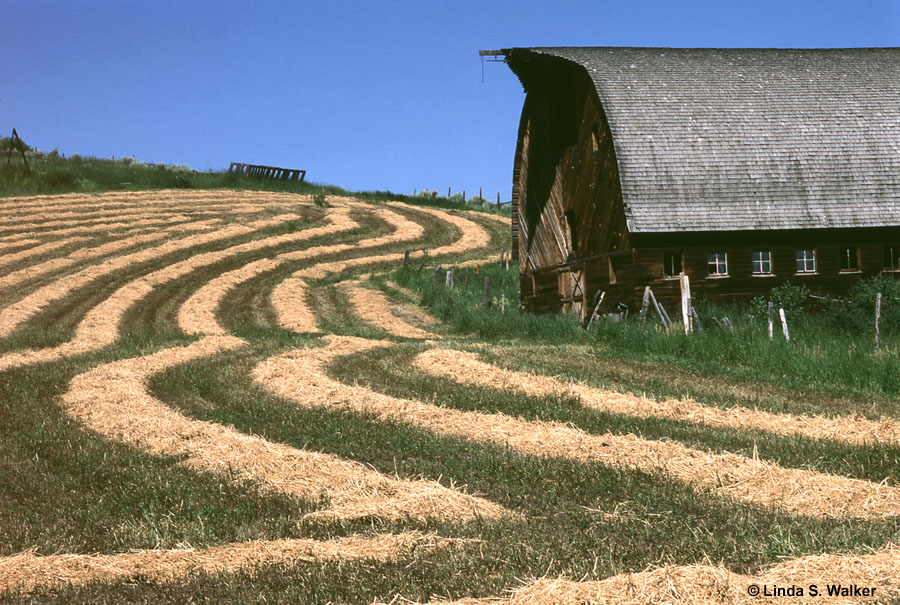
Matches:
[[767, 301, 774, 340], [779, 308, 790, 341], [691, 306, 703, 333], [483, 277, 491, 309], [402, 250, 410, 269], [640, 286, 651, 326], [446, 269, 454, 289], [875, 292, 882, 352], [501, 294, 506, 314], [465, 266, 470, 289], [680, 274, 692, 335], [586, 291, 606, 330], [499, 248, 505, 268]]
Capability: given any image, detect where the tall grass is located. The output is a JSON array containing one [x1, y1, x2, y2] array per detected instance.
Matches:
[[394, 261, 900, 402]]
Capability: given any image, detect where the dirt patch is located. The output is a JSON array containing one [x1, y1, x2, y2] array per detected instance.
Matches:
[[415, 349, 900, 448], [255, 336, 900, 520]]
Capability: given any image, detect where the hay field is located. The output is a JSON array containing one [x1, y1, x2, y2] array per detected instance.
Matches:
[[2, 189, 900, 603]]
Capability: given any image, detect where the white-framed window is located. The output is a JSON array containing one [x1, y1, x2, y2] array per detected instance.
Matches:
[[796, 249, 816, 273], [840, 247, 860, 272], [884, 246, 900, 271], [707, 252, 728, 276], [663, 252, 682, 278], [751, 250, 773, 275]]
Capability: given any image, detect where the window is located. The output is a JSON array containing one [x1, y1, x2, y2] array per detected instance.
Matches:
[[752, 250, 773, 275], [840, 247, 859, 272], [663, 252, 682, 278], [707, 252, 728, 276], [796, 249, 816, 273], [884, 246, 900, 271]]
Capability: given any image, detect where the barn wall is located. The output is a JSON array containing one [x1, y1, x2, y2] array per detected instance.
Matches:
[[511, 58, 630, 315]]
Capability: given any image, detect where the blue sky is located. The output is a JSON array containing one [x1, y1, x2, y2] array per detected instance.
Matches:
[[3, 0, 899, 199]]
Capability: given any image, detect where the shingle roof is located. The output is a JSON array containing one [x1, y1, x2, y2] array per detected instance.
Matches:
[[505, 47, 900, 233]]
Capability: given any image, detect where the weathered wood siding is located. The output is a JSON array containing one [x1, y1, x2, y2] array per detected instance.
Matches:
[[512, 60, 630, 314]]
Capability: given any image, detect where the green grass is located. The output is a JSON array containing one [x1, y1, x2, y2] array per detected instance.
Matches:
[[5, 163, 900, 602]]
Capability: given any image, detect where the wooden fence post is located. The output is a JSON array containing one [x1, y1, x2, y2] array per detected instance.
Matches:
[[501, 294, 506, 314], [586, 291, 606, 330], [779, 308, 790, 341], [767, 301, 774, 340], [483, 277, 491, 309], [647, 288, 670, 327], [640, 286, 651, 326], [499, 248, 505, 268], [875, 292, 882, 352], [691, 306, 703, 333], [464, 266, 470, 289], [446, 269, 454, 289], [680, 274, 692, 334], [402, 250, 410, 269]]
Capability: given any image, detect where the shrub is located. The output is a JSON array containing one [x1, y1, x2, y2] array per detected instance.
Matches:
[[749, 282, 810, 319], [313, 193, 329, 208], [823, 274, 900, 334]]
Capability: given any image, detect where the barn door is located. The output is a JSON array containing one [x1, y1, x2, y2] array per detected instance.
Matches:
[[558, 265, 587, 319]]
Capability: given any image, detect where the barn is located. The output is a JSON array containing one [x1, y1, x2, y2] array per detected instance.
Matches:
[[499, 47, 900, 319]]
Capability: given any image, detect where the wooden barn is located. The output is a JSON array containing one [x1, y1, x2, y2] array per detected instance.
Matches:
[[499, 47, 900, 318]]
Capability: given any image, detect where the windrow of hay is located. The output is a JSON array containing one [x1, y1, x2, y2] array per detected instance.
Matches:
[[0, 220, 223, 294], [0, 215, 217, 242], [270, 278, 319, 333], [1, 532, 460, 596], [61, 336, 504, 523], [387, 202, 492, 257], [254, 336, 900, 520], [0, 237, 91, 270], [181, 204, 428, 336], [345, 282, 436, 339], [432, 544, 900, 604], [281, 204, 493, 288], [0, 213, 302, 338], [0, 208, 356, 371], [0, 238, 40, 253], [414, 349, 900, 449], [0, 189, 316, 214]]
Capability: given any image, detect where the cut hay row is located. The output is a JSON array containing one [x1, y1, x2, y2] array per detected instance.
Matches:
[[345, 282, 436, 339], [182, 205, 427, 336], [283, 203, 491, 284], [271, 278, 319, 333], [0, 208, 357, 371], [1, 532, 456, 596], [415, 349, 900, 449], [0, 205, 272, 236], [0, 213, 303, 338], [0, 215, 219, 242], [432, 544, 900, 604], [253, 336, 900, 520], [60, 336, 506, 524], [0, 237, 91, 270], [270, 205, 492, 331], [0, 189, 315, 214], [0, 220, 224, 295], [388, 203, 492, 257]]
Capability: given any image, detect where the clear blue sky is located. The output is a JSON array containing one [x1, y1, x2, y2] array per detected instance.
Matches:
[[4, 0, 899, 199]]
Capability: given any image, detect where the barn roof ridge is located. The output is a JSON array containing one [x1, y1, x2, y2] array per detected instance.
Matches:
[[504, 46, 900, 233]]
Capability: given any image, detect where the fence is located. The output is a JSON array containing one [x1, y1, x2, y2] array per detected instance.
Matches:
[[228, 162, 305, 182]]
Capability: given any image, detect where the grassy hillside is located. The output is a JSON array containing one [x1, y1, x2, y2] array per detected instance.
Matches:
[[0, 166, 899, 601]]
